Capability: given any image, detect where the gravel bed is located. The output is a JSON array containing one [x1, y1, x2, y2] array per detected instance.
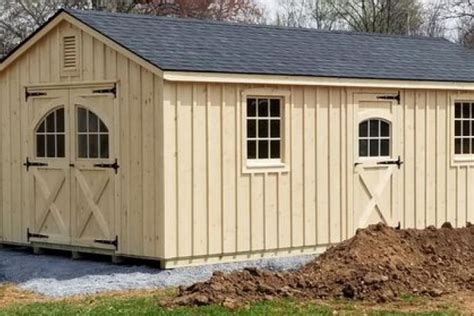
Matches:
[[0, 247, 315, 298]]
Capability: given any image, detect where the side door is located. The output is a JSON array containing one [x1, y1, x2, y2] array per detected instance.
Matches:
[[26, 88, 71, 245], [353, 92, 402, 232], [69, 86, 120, 250]]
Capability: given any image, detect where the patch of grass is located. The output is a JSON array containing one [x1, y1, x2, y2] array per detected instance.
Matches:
[[0, 295, 463, 316]]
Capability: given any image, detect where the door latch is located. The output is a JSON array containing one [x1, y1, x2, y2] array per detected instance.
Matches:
[[94, 159, 120, 174], [24, 157, 48, 171], [377, 156, 404, 169]]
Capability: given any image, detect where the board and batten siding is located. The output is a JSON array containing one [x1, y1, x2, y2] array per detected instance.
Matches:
[[0, 20, 165, 259], [162, 82, 474, 267]]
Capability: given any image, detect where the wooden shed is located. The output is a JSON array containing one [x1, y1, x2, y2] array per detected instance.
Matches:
[[0, 9, 474, 268]]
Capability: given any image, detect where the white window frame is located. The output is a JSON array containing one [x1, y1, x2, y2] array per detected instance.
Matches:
[[241, 88, 290, 173], [451, 95, 474, 165]]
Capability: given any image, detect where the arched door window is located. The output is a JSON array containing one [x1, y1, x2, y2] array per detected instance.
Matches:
[[359, 118, 391, 157], [36, 108, 65, 158], [77, 107, 109, 159]]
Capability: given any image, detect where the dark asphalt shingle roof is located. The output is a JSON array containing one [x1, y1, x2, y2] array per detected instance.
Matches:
[[46, 10, 474, 82]]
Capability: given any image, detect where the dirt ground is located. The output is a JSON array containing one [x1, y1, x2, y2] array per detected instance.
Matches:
[[172, 223, 474, 309]]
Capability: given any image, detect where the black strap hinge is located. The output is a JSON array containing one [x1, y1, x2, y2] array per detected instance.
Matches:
[[93, 83, 117, 98], [94, 236, 118, 249], [27, 228, 49, 241], [94, 159, 120, 174], [24, 157, 48, 171], [25, 89, 47, 101], [377, 156, 404, 169], [377, 91, 400, 104]]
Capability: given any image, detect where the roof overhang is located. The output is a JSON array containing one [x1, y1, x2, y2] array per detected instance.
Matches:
[[163, 71, 474, 91]]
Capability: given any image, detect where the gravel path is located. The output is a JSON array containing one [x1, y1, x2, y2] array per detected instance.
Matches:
[[0, 247, 315, 298]]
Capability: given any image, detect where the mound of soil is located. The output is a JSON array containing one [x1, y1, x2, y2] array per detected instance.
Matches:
[[172, 223, 474, 307]]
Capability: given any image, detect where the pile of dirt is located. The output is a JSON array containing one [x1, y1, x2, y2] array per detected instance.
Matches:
[[172, 223, 474, 307]]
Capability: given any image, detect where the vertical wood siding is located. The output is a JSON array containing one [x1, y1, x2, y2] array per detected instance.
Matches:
[[0, 21, 164, 258], [163, 82, 474, 266]]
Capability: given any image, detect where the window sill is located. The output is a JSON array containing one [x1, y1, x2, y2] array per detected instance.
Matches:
[[243, 160, 289, 174], [452, 155, 474, 165]]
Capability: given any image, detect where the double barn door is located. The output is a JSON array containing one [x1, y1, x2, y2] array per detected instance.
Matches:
[[26, 85, 119, 250]]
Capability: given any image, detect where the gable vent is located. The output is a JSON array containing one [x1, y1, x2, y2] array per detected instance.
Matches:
[[63, 36, 77, 70]]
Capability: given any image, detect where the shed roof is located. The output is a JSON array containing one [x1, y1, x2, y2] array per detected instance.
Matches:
[[5, 9, 474, 82]]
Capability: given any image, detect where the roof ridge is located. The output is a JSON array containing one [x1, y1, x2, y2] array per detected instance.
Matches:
[[66, 8, 451, 43]]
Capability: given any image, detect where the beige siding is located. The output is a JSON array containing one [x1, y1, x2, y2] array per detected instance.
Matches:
[[0, 21, 164, 259], [162, 82, 474, 267]]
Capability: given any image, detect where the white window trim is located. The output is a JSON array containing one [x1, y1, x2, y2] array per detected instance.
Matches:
[[241, 88, 290, 174], [451, 94, 474, 166]]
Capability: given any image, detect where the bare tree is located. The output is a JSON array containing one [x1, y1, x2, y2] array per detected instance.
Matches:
[[420, 0, 447, 37], [330, 0, 425, 35], [275, 0, 339, 29], [448, 0, 474, 47], [138, 0, 265, 23], [307, 0, 340, 30], [275, 0, 309, 27]]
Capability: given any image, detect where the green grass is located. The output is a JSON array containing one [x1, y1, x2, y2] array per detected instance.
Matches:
[[0, 296, 462, 316]]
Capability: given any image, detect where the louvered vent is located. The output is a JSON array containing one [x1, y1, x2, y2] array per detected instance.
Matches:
[[63, 36, 77, 71]]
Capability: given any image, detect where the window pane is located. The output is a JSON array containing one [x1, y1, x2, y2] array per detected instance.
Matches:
[[46, 135, 56, 157], [36, 135, 45, 157], [455, 120, 462, 137], [89, 135, 99, 158], [57, 135, 65, 157], [258, 140, 269, 159], [270, 99, 280, 117], [380, 139, 390, 156], [463, 103, 470, 118], [369, 139, 378, 156], [99, 120, 108, 133], [88, 112, 99, 132], [463, 138, 471, 154], [78, 107, 88, 132], [380, 121, 390, 137], [100, 135, 109, 158], [78, 135, 88, 158], [247, 141, 256, 159], [247, 99, 256, 117], [258, 99, 268, 117], [247, 120, 256, 138], [258, 119, 268, 138], [359, 140, 368, 157], [37, 121, 45, 133], [270, 120, 280, 138], [56, 108, 65, 133], [369, 120, 379, 137], [455, 138, 461, 154], [46, 112, 55, 132], [471, 103, 474, 118], [270, 140, 280, 159], [463, 120, 470, 136], [455, 103, 461, 118], [359, 121, 368, 137]]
